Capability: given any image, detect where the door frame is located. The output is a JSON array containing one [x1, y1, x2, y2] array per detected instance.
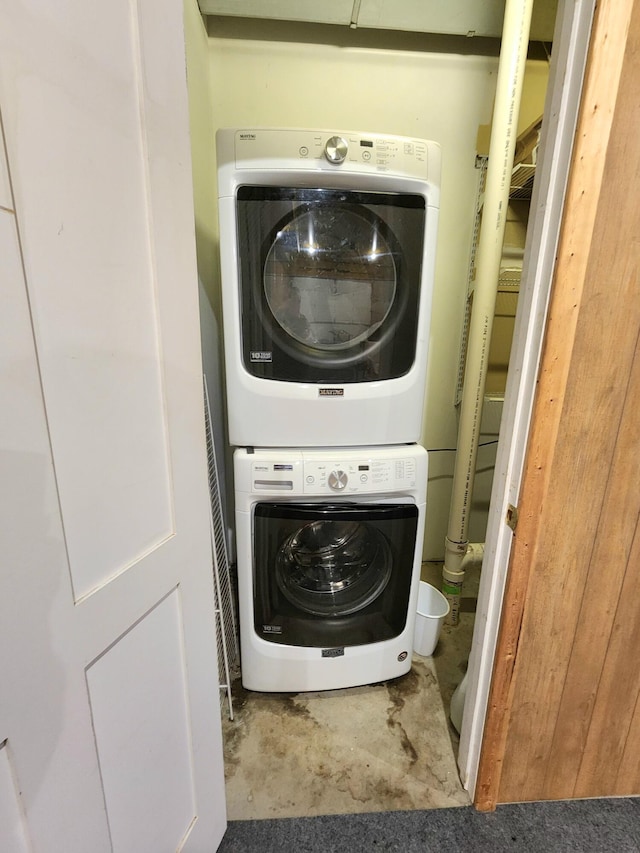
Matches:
[[457, 0, 597, 797]]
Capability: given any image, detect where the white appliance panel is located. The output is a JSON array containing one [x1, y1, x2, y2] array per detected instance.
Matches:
[[234, 445, 428, 692], [217, 128, 441, 448]]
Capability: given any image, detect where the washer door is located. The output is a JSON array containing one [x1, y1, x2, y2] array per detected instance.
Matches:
[[236, 187, 427, 383], [276, 519, 392, 617], [253, 502, 419, 648]]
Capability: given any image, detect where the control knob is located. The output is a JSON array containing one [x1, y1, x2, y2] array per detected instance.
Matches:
[[328, 469, 348, 491], [324, 136, 348, 164]]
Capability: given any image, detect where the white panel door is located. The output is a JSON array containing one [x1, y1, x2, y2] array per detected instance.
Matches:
[[0, 1, 227, 851]]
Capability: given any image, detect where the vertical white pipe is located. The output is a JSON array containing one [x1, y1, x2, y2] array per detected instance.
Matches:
[[443, 0, 534, 623]]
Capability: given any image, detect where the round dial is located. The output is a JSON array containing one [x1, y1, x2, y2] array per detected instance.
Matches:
[[328, 469, 348, 491], [324, 136, 348, 164]]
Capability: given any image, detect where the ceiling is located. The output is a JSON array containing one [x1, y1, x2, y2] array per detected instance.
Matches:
[[197, 0, 558, 42]]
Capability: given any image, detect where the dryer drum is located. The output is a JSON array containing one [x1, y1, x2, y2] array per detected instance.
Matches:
[[263, 206, 398, 354], [275, 519, 392, 617]]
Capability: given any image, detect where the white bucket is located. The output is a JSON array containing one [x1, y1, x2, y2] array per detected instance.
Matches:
[[413, 581, 450, 657]]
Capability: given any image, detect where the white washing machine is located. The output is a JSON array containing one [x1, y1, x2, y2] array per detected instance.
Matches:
[[217, 128, 441, 448], [234, 445, 428, 692]]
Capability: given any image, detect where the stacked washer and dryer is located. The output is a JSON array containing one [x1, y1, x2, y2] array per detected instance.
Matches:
[[216, 128, 441, 692]]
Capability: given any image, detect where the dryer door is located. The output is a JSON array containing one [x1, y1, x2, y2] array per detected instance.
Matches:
[[236, 187, 426, 383], [252, 501, 419, 648]]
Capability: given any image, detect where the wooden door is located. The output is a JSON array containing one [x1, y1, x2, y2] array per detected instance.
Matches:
[[476, 0, 640, 808], [0, 1, 227, 849]]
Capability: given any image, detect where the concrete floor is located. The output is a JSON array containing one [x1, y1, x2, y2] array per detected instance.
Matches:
[[222, 562, 477, 820]]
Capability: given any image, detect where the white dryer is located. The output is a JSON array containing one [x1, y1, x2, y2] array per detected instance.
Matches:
[[234, 445, 428, 692], [217, 128, 441, 448]]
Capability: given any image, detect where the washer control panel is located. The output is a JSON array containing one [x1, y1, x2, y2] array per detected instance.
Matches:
[[303, 456, 417, 495], [247, 450, 423, 495]]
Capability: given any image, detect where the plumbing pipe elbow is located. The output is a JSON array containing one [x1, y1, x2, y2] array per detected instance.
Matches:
[[460, 542, 485, 573], [442, 540, 485, 626]]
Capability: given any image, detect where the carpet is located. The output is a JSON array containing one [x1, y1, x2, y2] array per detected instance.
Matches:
[[218, 797, 640, 852]]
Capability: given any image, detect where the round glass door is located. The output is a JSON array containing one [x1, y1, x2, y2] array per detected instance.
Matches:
[[275, 519, 392, 616], [264, 207, 397, 351]]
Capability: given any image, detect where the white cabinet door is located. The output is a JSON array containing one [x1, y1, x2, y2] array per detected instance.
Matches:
[[0, 1, 227, 850]]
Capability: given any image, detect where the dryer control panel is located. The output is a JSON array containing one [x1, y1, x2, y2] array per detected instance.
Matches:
[[231, 128, 436, 181]]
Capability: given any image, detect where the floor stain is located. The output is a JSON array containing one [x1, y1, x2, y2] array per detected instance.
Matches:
[[386, 715, 419, 764], [387, 666, 423, 699], [383, 666, 430, 765], [222, 640, 472, 819]]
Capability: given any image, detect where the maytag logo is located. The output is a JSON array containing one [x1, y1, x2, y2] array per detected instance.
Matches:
[[319, 388, 344, 397], [239, 133, 256, 140], [251, 351, 272, 362], [322, 648, 345, 658]]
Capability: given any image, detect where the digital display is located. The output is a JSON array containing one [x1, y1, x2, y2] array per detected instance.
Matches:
[[274, 464, 293, 471], [358, 465, 370, 471], [360, 140, 373, 148]]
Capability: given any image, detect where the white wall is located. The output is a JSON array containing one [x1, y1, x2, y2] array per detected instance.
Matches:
[[184, 0, 233, 547], [184, 0, 220, 312], [201, 16, 548, 558]]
